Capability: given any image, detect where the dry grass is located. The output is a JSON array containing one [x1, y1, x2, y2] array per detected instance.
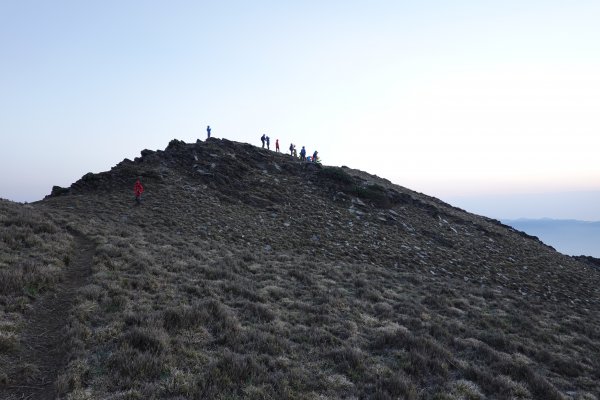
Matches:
[[0, 199, 74, 389], [51, 217, 599, 398], [3, 139, 600, 399], [0, 202, 70, 298]]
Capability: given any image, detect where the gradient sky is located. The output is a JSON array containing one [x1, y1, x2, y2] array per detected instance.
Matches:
[[1, 1, 599, 220]]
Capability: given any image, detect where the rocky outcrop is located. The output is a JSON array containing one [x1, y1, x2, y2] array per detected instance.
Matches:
[[48, 185, 70, 198], [573, 255, 600, 270]]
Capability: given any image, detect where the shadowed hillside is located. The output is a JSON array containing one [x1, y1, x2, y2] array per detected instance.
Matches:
[[1, 138, 599, 399]]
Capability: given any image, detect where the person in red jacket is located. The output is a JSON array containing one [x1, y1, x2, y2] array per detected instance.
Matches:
[[134, 178, 144, 204], [275, 139, 280, 153]]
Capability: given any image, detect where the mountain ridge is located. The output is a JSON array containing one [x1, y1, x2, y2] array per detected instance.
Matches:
[[1, 137, 599, 399], [503, 218, 600, 258]]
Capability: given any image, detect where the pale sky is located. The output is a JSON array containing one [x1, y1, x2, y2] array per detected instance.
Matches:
[[1, 1, 599, 220]]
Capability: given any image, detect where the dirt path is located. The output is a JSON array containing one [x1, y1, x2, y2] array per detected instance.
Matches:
[[1, 230, 94, 400]]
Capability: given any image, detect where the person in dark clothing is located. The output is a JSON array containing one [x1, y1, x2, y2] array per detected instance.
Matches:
[[289, 143, 294, 156], [207, 125, 211, 138], [266, 136, 270, 150], [300, 146, 306, 161], [261, 134, 266, 148], [312, 150, 318, 163]]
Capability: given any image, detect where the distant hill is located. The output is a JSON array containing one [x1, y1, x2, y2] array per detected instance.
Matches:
[[503, 219, 600, 258], [1, 138, 599, 399]]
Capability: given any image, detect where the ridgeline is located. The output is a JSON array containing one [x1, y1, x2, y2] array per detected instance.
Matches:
[[1, 138, 599, 399]]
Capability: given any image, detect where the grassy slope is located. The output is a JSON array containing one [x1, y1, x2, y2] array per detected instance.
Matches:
[[3, 138, 600, 399], [0, 199, 74, 386]]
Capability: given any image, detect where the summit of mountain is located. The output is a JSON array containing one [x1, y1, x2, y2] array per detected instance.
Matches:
[[44, 137, 548, 259], [1, 138, 599, 399]]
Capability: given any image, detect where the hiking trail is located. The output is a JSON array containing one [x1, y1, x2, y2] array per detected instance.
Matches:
[[1, 230, 94, 400]]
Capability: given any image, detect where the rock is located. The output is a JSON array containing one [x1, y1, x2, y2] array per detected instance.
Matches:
[[167, 139, 185, 150], [49, 185, 70, 197], [352, 198, 367, 207], [349, 206, 364, 216]]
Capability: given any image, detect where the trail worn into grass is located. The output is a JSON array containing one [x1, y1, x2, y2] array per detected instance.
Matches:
[[1, 230, 94, 400]]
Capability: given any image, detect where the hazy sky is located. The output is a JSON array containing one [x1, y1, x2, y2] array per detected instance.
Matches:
[[1, 1, 599, 220]]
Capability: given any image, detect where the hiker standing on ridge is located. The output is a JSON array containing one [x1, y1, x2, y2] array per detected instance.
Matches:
[[207, 125, 211, 139], [289, 143, 294, 156], [266, 136, 270, 150], [275, 139, 280, 152], [134, 178, 144, 205], [261, 134, 266, 148], [300, 146, 306, 161], [312, 150, 319, 163]]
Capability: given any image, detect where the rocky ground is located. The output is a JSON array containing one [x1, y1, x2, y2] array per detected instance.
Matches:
[[1, 137, 599, 399]]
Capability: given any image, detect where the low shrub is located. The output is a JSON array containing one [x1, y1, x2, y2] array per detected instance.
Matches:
[[198, 350, 267, 398], [162, 305, 205, 331], [319, 167, 355, 186], [375, 372, 418, 400], [122, 327, 168, 354], [109, 347, 168, 382], [242, 302, 276, 323], [355, 184, 390, 207], [0, 331, 18, 352]]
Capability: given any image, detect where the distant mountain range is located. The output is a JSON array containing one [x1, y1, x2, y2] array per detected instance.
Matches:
[[503, 218, 600, 258]]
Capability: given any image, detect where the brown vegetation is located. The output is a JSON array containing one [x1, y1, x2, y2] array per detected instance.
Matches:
[[0, 200, 76, 398], [1, 138, 600, 399]]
